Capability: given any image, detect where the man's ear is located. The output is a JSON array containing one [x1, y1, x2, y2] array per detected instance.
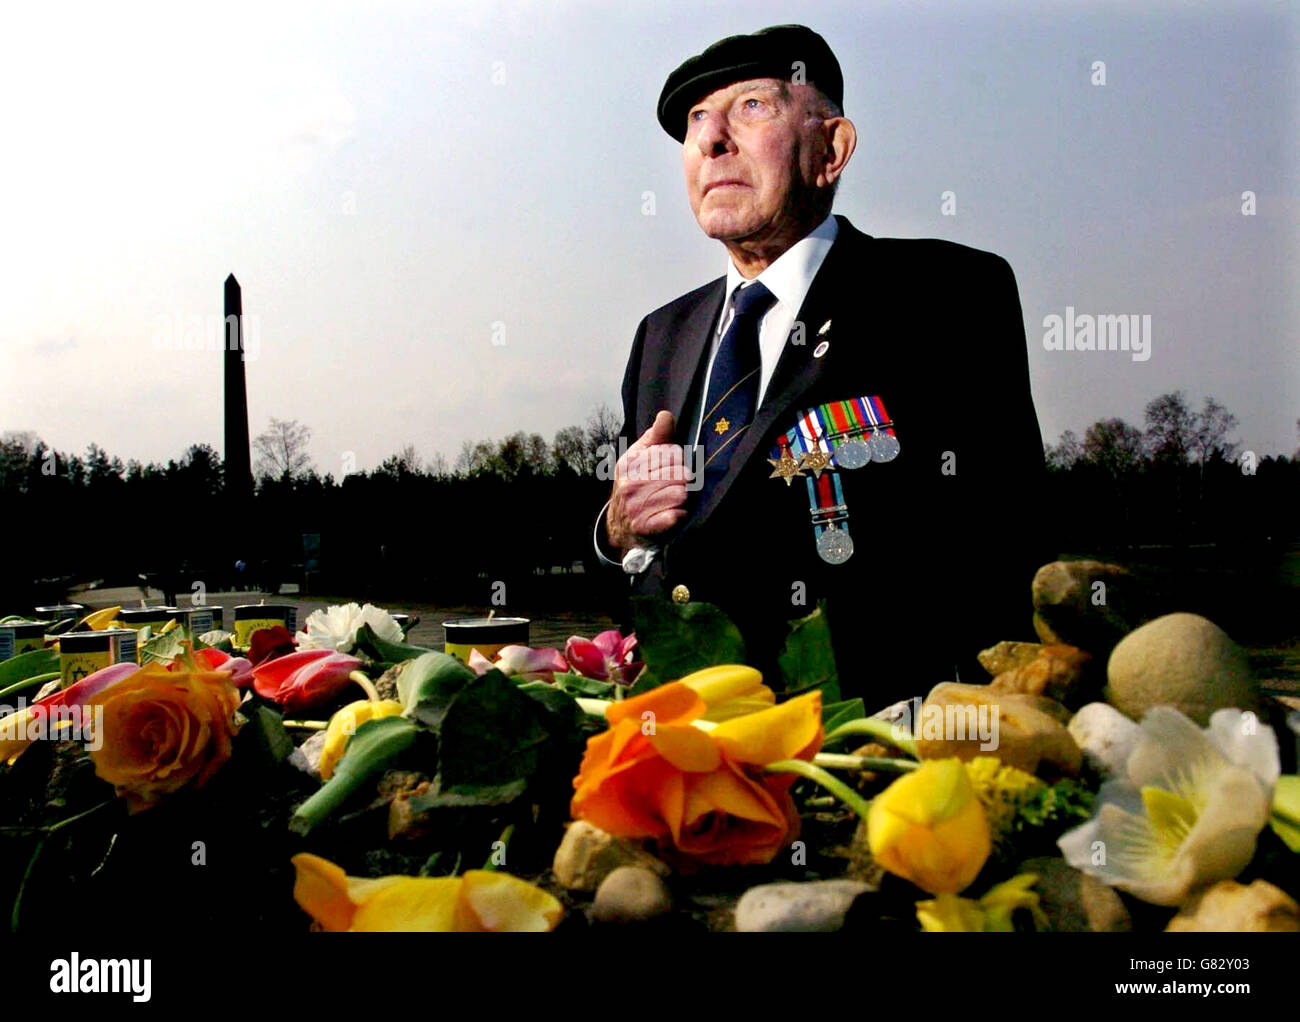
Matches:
[[819, 117, 857, 189]]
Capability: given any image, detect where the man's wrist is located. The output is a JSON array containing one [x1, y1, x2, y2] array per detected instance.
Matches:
[[592, 500, 624, 568]]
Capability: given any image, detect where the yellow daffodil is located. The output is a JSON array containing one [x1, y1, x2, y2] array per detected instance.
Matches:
[[917, 874, 1049, 932], [868, 757, 992, 894], [318, 698, 404, 780], [291, 853, 563, 931], [1058, 707, 1279, 906]]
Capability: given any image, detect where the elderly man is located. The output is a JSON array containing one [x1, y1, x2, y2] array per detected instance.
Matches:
[[596, 25, 1046, 704]]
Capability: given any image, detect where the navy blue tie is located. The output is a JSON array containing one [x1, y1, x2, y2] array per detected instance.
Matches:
[[697, 281, 777, 508]]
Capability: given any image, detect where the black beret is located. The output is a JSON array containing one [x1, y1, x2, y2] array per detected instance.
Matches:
[[657, 24, 843, 143]]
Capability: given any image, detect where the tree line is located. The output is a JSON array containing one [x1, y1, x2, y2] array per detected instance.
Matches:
[[1040, 392, 1299, 551], [2, 392, 1296, 612]]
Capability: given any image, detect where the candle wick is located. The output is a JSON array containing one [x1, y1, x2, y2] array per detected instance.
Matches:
[[487, 609, 496, 622]]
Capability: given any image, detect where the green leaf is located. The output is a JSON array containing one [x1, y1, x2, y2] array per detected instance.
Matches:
[[1269, 815, 1300, 853], [0, 648, 60, 697], [627, 597, 746, 695], [233, 703, 294, 765], [353, 622, 439, 667], [548, 671, 616, 698], [821, 698, 865, 734], [1271, 776, 1300, 853], [290, 715, 424, 834], [777, 602, 839, 700], [398, 651, 477, 725], [435, 669, 550, 794], [139, 626, 192, 665]]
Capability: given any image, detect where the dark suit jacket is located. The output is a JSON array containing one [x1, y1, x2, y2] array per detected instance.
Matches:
[[610, 215, 1048, 707]]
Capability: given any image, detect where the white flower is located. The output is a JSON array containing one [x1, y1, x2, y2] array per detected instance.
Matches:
[[1058, 707, 1279, 907], [295, 603, 403, 654]]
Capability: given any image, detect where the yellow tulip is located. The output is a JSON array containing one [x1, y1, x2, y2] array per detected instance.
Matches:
[[77, 606, 122, 631], [318, 699, 404, 780], [679, 664, 775, 722], [868, 758, 992, 894], [291, 853, 563, 932]]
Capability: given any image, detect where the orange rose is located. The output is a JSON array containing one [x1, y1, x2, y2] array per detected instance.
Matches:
[[571, 665, 822, 866], [86, 662, 242, 813]]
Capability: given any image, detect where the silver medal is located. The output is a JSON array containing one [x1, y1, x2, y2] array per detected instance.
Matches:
[[833, 438, 871, 469], [816, 524, 854, 564], [868, 430, 901, 463]]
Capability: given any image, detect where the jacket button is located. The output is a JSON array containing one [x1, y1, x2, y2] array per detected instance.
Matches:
[[671, 584, 690, 605]]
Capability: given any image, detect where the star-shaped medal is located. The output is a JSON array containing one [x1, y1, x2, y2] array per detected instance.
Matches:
[[799, 447, 833, 478], [767, 446, 806, 486], [714, 417, 730, 435]]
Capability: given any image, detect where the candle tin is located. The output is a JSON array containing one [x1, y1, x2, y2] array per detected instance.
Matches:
[[117, 606, 181, 631], [441, 617, 529, 664], [167, 607, 215, 635], [232, 604, 297, 648], [59, 629, 138, 688], [34, 604, 86, 624], [0, 620, 49, 661]]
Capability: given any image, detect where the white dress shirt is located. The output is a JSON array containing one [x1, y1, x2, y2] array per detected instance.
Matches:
[[691, 214, 839, 446]]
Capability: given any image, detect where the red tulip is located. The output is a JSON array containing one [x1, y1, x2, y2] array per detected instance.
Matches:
[[247, 625, 297, 667], [251, 649, 363, 713], [564, 630, 642, 685], [190, 647, 254, 688]]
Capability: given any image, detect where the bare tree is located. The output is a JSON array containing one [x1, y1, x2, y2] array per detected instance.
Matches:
[[553, 424, 592, 475], [1045, 429, 1082, 471], [453, 439, 497, 477], [393, 443, 423, 474], [1083, 418, 1145, 478], [253, 418, 314, 480], [1190, 397, 1239, 467], [1143, 391, 1196, 465], [584, 404, 622, 455], [426, 451, 449, 478]]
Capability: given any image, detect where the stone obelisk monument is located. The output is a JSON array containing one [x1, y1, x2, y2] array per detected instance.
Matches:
[[223, 274, 253, 502]]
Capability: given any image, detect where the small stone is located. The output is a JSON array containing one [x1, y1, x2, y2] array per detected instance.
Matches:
[[552, 820, 670, 891], [916, 682, 1081, 777], [1020, 856, 1131, 932], [387, 779, 434, 840], [373, 662, 404, 702], [1106, 613, 1258, 726], [990, 644, 1093, 707], [733, 880, 873, 932], [287, 729, 327, 778], [1032, 560, 1140, 655], [1068, 702, 1141, 777], [592, 867, 672, 924], [1166, 880, 1300, 932], [978, 641, 1047, 678]]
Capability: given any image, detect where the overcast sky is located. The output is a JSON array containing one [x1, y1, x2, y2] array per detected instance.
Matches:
[[2, 0, 1296, 475]]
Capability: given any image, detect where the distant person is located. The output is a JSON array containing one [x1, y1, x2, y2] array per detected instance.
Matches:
[[594, 25, 1047, 704]]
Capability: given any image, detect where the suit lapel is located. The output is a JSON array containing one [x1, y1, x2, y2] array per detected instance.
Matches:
[[665, 280, 726, 443], [680, 218, 874, 537]]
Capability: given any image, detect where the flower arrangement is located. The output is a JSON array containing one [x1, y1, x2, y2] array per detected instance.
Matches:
[[1, 588, 1295, 937]]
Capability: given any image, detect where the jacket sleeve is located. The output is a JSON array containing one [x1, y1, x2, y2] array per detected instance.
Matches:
[[945, 255, 1049, 680], [591, 316, 651, 568]]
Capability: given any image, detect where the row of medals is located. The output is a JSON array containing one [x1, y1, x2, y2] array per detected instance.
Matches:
[[772, 425, 900, 565]]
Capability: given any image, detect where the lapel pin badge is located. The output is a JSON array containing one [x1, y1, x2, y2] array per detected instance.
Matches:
[[813, 321, 831, 358]]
